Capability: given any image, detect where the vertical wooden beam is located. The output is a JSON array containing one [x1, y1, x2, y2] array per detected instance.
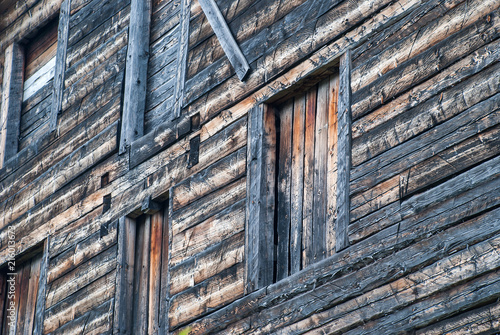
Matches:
[[327, 73, 339, 256], [302, 87, 316, 268], [49, 0, 71, 133], [114, 217, 136, 334], [0, 43, 24, 169], [133, 216, 150, 334], [245, 104, 275, 292], [119, 0, 151, 154], [290, 94, 305, 274], [312, 78, 329, 262], [336, 50, 352, 252], [33, 238, 49, 335], [159, 204, 170, 334], [148, 211, 163, 334], [197, 0, 250, 81], [173, 0, 191, 118], [276, 101, 292, 281]]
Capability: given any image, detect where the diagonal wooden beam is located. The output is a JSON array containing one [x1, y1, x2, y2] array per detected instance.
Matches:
[[198, 0, 250, 81]]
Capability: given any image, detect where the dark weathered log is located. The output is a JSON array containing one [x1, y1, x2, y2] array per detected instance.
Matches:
[[187, 135, 200, 168], [119, 0, 151, 154], [245, 104, 275, 292], [114, 217, 135, 335], [50, 0, 71, 132], [0, 43, 24, 168], [335, 50, 351, 252]]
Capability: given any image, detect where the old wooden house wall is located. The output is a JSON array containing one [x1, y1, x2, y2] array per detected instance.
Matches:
[[0, 0, 498, 334]]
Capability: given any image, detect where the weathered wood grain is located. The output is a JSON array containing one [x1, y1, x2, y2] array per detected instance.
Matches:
[[43, 270, 116, 333], [0, 43, 24, 168], [172, 0, 191, 118], [276, 99, 292, 280], [351, 7, 500, 120], [170, 230, 243, 295], [245, 113, 277, 293], [335, 51, 351, 252], [114, 217, 135, 335], [171, 200, 245, 266], [119, 0, 151, 153], [290, 94, 305, 273], [197, 0, 250, 80], [302, 87, 316, 267], [49, 0, 71, 132], [172, 146, 245, 210]]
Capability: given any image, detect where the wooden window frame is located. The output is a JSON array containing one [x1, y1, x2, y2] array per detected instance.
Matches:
[[114, 200, 169, 334], [245, 51, 352, 293], [0, 239, 49, 335], [0, 0, 70, 169]]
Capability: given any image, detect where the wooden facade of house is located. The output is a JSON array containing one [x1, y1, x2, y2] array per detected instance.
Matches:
[[0, 0, 499, 333]]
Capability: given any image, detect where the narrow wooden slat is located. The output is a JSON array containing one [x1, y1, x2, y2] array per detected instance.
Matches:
[[197, 0, 250, 81], [302, 87, 317, 267], [159, 205, 170, 333], [16, 259, 31, 333], [23, 253, 42, 335], [148, 210, 163, 334], [0, 43, 24, 168], [32, 241, 48, 335], [276, 100, 293, 281], [133, 216, 151, 334], [50, 0, 71, 132], [290, 94, 305, 274], [119, 0, 151, 153], [173, 0, 191, 117], [326, 73, 339, 255], [335, 50, 352, 252], [245, 104, 275, 292], [114, 217, 136, 334], [312, 78, 329, 262]]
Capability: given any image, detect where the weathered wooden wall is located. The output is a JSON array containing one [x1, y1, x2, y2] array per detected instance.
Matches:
[[0, 0, 499, 333]]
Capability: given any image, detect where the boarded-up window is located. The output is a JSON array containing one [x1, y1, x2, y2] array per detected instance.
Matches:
[[245, 72, 340, 290], [116, 204, 169, 334], [22, 18, 58, 102], [0, 252, 43, 334], [271, 74, 339, 281]]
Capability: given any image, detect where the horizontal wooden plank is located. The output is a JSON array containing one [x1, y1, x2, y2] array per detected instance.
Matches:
[[169, 263, 244, 329], [45, 244, 117, 308], [352, 61, 499, 167], [170, 200, 245, 266], [47, 299, 114, 335], [43, 270, 116, 334], [351, 7, 500, 120], [0, 120, 119, 228], [352, 38, 500, 141], [170, 230, 244, 295], [171, 177, 246, 236], [182, 185, 500, 334], [47, 220, 118, 284], [66, 5, 130, 68], [351, 0, 495, 93], [171, 146, 246, 210]]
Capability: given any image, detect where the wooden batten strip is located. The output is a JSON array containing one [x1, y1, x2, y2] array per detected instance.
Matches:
[[119, 0, 152, 154], [113, 217, 136, 334], [173, 0, 191, 118], [197, 0, 250, 81], [0, 43, 24, 169], [33, 238, 49, 335], [49, 0, 71, 132], [245, 104, 275, 293], [335, 50, 352, 252]]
